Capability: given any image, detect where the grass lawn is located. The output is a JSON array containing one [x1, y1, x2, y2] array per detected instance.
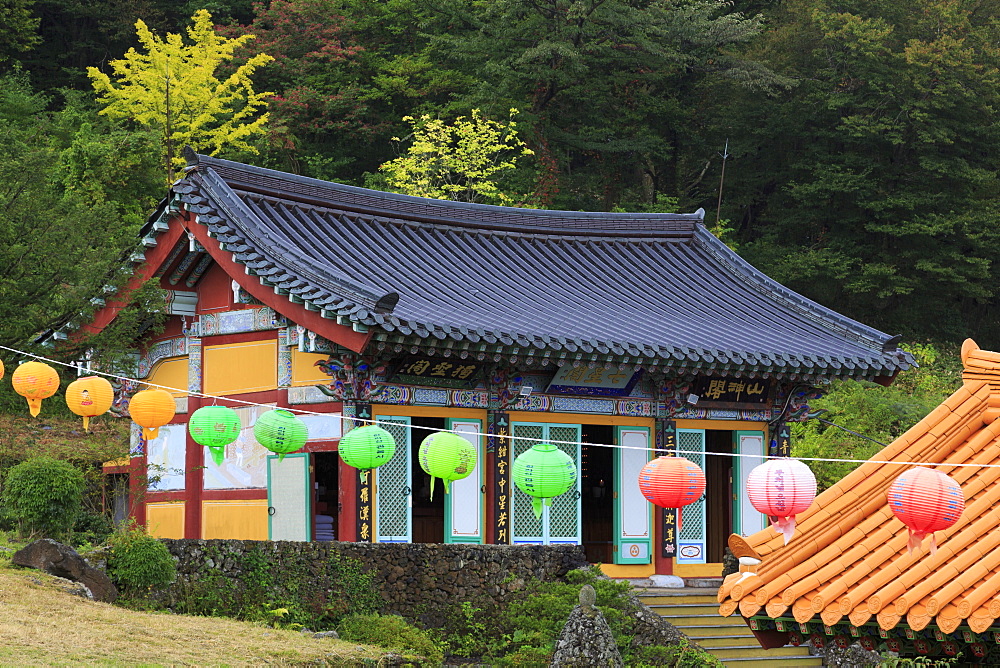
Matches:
[[0, 557, 391, 666]]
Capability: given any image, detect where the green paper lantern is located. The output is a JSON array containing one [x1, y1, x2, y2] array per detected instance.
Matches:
[[339, 425, 396, 470], [512, 442, 577, 518], [253, 409, 308, 461], [189, 405, 242, 466], [418, 431, 477, 499]]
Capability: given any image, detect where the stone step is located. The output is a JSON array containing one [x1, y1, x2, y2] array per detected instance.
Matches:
[[634, 584, 817, 666], [642, 603, 724, 616], [680, 625, 756, 638], [696, 635, 762, 648], [720, 655, 823, 667], [638, 594, 719, 606], [657, 614, 747, 627], [711, 645, 811, 659]]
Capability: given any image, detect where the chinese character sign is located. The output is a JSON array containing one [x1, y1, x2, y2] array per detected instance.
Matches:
[[390, 356, 484, 388], [547, 366, 641, 396], [690, 377, 771, 408]]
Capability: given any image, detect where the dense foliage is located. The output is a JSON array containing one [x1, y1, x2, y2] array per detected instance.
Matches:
[[106, 520, 177, 595], [3, 0, 1000, 344], [793, 342, 963, 491], [2, 456, 86, 539]]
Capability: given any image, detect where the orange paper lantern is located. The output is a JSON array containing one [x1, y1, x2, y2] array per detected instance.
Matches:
[[888, 466, 964, 554], [746, 458, 816, 544], [129, 388, 177, 440], [638, 456, 706, 509], [65, 376, 115, 432], [11, 361, 60, 417], [0, 358, 4, 381]]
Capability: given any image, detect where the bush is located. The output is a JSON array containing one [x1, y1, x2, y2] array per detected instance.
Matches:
[[339, 613, 444, 666], [106, 521, 175, 596], [2, 456, 85, 540], [71, 510, 114, 548]]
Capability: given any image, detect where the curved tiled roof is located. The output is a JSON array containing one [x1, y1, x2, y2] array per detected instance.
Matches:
[[162, 151, 912, 378], [719, 340, 1000, 636]]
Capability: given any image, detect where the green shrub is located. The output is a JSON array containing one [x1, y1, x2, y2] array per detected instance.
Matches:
[[338, 613, 444, 666], [2, 456, 85, 539], [106, 521, 175, 595], [71, 510, 114, 548]]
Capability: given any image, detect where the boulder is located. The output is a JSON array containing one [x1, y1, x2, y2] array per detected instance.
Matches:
[[12, 539, 118, 602]]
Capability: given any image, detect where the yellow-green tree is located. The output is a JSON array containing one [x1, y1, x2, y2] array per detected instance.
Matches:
[[380, 108, 533, 206], [88, 9, 273, 182]]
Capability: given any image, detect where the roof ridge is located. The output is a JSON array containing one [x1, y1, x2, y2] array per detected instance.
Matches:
[[185, 151, 705, 236]]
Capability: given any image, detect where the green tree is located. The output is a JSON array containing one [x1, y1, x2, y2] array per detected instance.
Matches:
[[380, 108, 534, 205], [87, 9, 273, 182], [706, 0, 1000, 342], [429, 0, 785, 210], [0, 0, 40, 65], [792, 343, 963, 491], [0, 72, 162, 355]]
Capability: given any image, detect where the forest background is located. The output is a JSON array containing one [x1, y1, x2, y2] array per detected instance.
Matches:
[[0, 0, 995, 487]]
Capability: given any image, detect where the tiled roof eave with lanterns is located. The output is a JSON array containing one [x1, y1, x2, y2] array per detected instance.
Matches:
[[718, 340, 1000, 658], [140, 150, 913, 380]]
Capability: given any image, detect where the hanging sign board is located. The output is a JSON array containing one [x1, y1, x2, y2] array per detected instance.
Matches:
[[547, 366, 641, 396], [389, 356, 485, 388], [690, 377, 772, 409]]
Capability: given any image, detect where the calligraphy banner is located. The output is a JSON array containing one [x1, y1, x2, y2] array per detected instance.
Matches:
[[657, 419, 678, 559], [490, 411, 511, 545]]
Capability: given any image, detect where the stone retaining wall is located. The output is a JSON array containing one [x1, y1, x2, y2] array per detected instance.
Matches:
[[160, 539, 589, 625]]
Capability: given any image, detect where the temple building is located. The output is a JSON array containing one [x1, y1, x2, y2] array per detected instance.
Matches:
[[719, 340, 1000, 659], [93, 149, 911, 580]]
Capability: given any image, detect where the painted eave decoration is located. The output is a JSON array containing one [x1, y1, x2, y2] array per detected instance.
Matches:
[[133, 148, 913, 382], [718, 339, 1000, 652]]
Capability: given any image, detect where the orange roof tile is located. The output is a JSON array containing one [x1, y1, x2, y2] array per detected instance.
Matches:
[[720, 340, 1000, 644]]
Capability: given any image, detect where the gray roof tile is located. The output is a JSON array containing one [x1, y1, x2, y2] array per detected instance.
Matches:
[[169, 153, 914, 378]]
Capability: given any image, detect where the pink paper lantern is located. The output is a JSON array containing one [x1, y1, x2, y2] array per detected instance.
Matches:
[[888, 466, 964, 554], [746, 458, 816, 544], [638, 456, 705, 509]]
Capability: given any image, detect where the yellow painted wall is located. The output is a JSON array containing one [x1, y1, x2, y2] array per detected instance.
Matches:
[[201, 500, 269, 540], [673, 562, 723, 578], [146, 356, 188, 397], [147, 502, 185, 538], [203, 340, 277, 395], [600, 563, 656, 579], [291, 350, 331, 386]]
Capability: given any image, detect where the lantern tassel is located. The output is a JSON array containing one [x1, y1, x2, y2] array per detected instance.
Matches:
[[83, 416, 91, 432], [209, 446, 225, 466], [930, 533, 939, 555], [27, 398, 42, 417], [907, 529, 929, 555], [772, 515, 798, 545], [442, 478, 451, 495], [429, 476, 435, 501], [532, 496, 543, 519]]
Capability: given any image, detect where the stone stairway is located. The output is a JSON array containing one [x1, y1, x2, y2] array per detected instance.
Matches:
[[635, 587, 822, 667]]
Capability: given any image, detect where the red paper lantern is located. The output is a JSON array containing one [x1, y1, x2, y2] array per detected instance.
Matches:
[[746, 458, 816, 544], [888, 466, 964, 554], [638, 456, 705, 509]]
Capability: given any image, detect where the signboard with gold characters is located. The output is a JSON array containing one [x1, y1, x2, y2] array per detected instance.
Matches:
[[390, 356, 485, 389], [689, 376, 772, 409]]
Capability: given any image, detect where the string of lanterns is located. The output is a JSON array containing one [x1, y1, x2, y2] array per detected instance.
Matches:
[[0, 356, 969, 553]]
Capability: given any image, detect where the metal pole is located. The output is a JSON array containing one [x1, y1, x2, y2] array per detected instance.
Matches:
[[715, 139, 730, 229]]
